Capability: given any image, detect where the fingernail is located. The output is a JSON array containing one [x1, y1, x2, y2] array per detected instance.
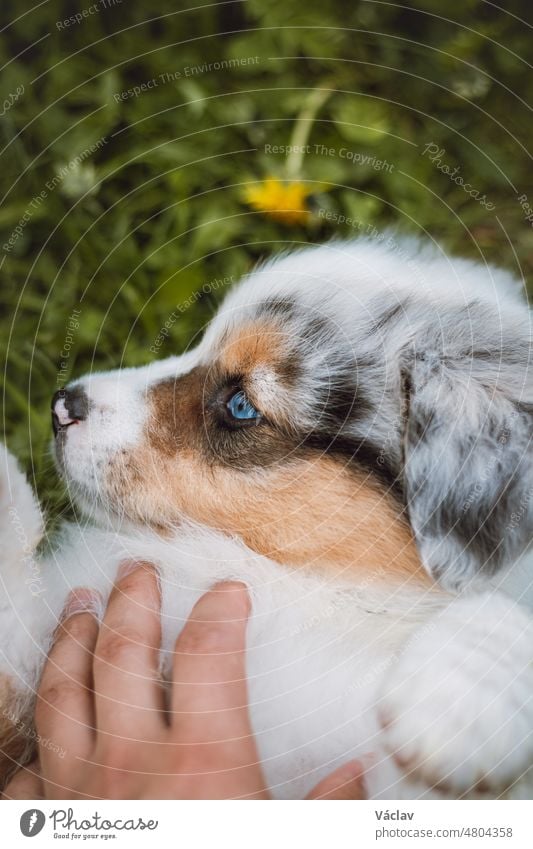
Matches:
[[61, 588, 101, 621], [342, 761, 367, 795], [210, 581, 251, 616], [339, 759, 365, 780], [117, 559, 147, 581], [331, 760, 366, 793]]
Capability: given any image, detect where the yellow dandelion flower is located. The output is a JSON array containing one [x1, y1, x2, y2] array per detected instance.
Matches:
[[243, 177, 315, 226]]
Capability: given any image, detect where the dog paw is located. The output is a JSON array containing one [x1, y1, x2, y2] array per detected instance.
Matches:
[[377, 593, 533, 796], [0, 445, 44, 567]]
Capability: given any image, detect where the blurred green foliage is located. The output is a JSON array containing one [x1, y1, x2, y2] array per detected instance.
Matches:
[[1, 0, 532, 516]]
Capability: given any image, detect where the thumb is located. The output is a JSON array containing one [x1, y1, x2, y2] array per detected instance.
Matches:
[[307, 760, 366, 800]]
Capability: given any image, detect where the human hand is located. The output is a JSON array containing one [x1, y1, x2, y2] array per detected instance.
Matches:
[[4, 563, 365, 800]]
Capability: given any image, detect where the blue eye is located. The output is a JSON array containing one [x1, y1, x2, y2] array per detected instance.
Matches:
[[227, 390, 260, 421]]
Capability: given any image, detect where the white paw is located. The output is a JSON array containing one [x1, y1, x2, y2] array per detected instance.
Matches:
[[377, 593, 533, 796], [0, 445, 44, 567]]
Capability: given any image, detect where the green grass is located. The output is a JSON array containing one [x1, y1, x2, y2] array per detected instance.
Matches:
[[1, 0, 532, 519]]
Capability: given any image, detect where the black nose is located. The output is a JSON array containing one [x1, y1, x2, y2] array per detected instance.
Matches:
[[51, 387, 89, 436]]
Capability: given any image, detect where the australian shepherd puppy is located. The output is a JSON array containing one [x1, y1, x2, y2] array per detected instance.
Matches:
[[1, 236, 533, 799]]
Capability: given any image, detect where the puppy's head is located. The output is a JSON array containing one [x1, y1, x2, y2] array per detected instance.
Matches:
[[52, 239, 533, 588]]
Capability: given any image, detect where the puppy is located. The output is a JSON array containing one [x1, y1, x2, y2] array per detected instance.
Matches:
[[1, 235, 533, 798]]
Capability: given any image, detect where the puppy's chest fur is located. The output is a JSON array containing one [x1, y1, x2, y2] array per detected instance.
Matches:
[[0, 521, 445, 798]]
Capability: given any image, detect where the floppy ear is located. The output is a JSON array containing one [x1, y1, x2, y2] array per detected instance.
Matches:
[[402, 350, 533, 590]]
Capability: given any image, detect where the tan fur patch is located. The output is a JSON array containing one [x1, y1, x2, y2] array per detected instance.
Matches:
[[109, 442, 429, 587], [218, 320, 288, 377], [146, 366, 209, 458]]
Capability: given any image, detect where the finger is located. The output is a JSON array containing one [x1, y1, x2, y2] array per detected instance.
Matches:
[[307, 760, 366, 800], [171, 583, 267, 799], [171, 582, 253, 747], [2, 759, 43, 799], [93, 561, 164, 741], [35, 590, 99, 786]]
